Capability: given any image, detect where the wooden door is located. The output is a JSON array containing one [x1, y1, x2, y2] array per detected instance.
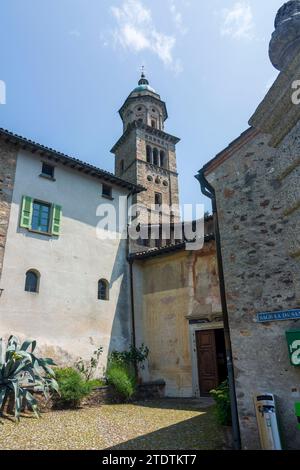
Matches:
[[196, 330, 219, 396]]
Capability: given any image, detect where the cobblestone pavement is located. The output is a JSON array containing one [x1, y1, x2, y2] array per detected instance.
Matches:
[[0, 398, 226, 450]]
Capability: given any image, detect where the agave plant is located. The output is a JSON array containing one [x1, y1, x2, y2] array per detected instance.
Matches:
[[0, 335, 59, 421]]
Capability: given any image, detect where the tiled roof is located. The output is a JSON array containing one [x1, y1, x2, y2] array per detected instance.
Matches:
[[0, 127, 145, 193], [129, 233, 215, 260]]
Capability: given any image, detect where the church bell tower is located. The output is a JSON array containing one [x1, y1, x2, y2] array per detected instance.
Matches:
[[111, 72, 180, 227]]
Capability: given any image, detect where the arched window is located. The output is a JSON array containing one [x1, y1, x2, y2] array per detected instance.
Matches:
[[98, 279, 109, 301], [160, 150, 165, 168], [25, 270, 40, 293], [146, 145, 152, 163], [153, 148, 159, 166]]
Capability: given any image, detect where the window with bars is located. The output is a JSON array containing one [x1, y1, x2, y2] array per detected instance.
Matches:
[[41, 162, 55, 179]]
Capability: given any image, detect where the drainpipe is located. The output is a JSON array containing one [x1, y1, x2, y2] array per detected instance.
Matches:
[[196, 168, 241, 451], [126, 189, 138, 377], [128, 257, 137, 351]]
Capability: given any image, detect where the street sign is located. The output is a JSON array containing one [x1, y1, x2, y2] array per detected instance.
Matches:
[[286, 330, 300, 367], [257, 309, 300, 323]]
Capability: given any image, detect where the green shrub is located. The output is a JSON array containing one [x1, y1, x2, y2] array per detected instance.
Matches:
[[210, 380, 232, 426], [75, 346, 103, 381], [109, 344, 149, 370], [106, 361, 136, 400], [88, 378, 106, 388], [54, 368, 94, 408]]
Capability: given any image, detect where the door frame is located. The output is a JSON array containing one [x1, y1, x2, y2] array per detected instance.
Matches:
[[189, 321, 224, 397]]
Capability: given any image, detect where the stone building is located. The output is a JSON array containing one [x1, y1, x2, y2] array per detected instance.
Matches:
[[0, 128, 142, 368], [130, 237, 223, 398], [0, 73, 224, 399], [198, 0, 300, 450], [111, 72, 180, 226]]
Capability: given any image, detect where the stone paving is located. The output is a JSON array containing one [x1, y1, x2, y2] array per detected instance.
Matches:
[[0, 398, 226, 450]]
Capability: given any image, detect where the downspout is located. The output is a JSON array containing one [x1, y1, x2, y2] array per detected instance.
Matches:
[[128, 257, 137, 351], [126, 188, 138, 377], [196, 168, 241, 451]]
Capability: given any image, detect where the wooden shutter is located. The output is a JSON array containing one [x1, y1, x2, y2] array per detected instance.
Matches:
[[51, 204, 62, 236], [20, 196, 33, 229]]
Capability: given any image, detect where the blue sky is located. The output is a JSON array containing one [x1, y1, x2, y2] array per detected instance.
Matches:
[[0, 0, 284, 212]]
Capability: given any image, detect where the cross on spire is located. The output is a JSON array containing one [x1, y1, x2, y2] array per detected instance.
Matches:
[[138, 66, 149, 86]]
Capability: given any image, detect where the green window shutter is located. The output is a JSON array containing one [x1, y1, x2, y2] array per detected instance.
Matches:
[[51, 204, 62, 236], [20, 196, 33, 229]]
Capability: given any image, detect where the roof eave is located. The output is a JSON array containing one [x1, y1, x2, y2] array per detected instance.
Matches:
[[0, 127, 145, 193], [199, 127, 259, 176]]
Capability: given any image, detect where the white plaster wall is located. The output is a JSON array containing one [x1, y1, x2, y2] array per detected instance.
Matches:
[[0, 150, 132, 373]]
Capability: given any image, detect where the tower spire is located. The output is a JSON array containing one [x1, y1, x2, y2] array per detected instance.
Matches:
[[138, 66, 149, 86]]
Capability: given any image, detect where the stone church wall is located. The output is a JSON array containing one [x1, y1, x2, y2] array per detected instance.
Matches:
[[206, 124, 300, 449]]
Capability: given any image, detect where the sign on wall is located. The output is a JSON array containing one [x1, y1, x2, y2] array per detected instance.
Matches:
[[286, 330, 300, 367], [257, 309, 300, 323]]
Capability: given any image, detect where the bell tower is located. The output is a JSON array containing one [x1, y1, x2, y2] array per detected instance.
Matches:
[[111, 72, 180, 226]]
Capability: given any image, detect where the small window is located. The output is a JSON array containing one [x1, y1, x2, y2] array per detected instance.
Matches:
[[102, 184, 113, 199], [98, 279, 109, 301], [151, 120, 156, 128], [20, 196, 62, 236], [160, 151, 165, 168], [31, 201, 51, 233], [25, 270, 40, 293], [146, 145, 152, 163], [120, 160, 124, 173], [153, 148, 159, 166], [155, 192, 162, 207], [41, 162, 55, 179]]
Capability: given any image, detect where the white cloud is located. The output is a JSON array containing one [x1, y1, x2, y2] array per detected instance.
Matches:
[[169, 0, 187, 35], [111, 0, 181, 72], [221, 2, 255, 40], [69, 30, 81, 38]]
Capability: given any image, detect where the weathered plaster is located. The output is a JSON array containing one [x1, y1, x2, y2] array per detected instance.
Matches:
[[0, 150, 132, 371], [133, 243, 222, 397]]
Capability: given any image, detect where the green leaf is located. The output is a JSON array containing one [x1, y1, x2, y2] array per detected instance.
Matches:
[[0, 388, 6, 409]]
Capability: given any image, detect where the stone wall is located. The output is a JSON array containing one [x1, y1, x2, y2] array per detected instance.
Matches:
[[0, 141, 18, 281], [206, 124, 300, 449], [113, 126, 180, 226]]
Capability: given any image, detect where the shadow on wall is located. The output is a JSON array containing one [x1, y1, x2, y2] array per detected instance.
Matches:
[[106, 237, 131, 361]]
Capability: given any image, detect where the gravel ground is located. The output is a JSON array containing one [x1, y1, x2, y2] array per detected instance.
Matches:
[[0, 399, 225, 450]]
